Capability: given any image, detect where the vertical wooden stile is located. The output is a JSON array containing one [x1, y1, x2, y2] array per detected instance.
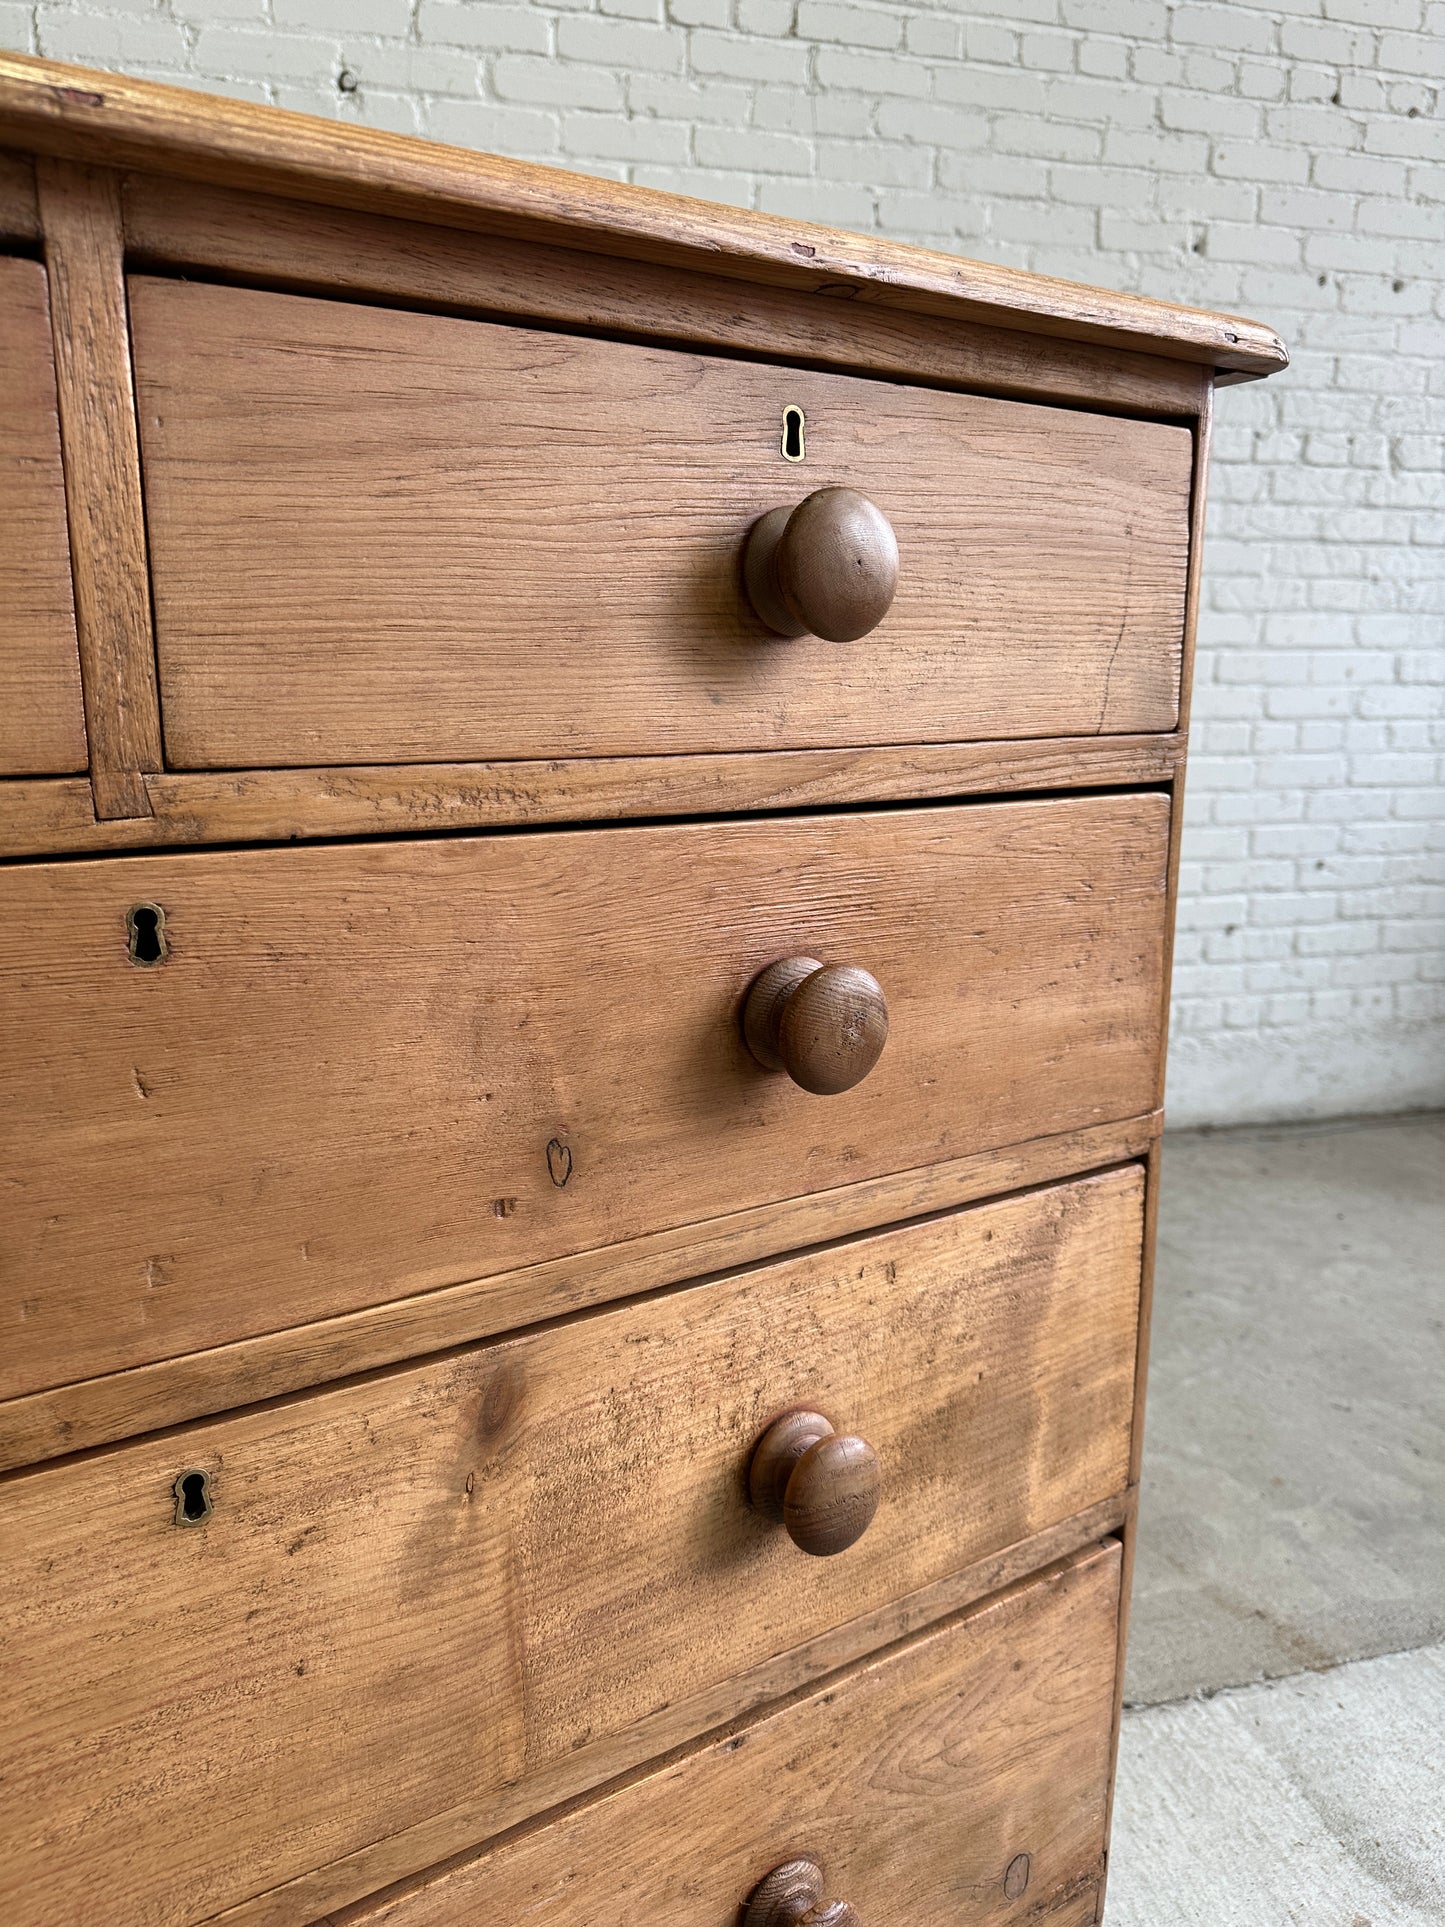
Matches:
[[0, 149, 38, 238], [1153, 374, 1215, 1111], [1099, 1133, 1164, 1915], [1099, 373, 1215, 1915], [36, 158, 161, 819]]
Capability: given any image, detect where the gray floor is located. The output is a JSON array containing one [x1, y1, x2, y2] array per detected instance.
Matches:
[[1110, 1643, 1445, 1927], [1126, 1112, 1445, 1706], [1108, 1112, 1445, 1923]]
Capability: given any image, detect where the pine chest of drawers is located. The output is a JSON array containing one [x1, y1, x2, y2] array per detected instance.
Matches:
[[0, 53, 1285, 1927]]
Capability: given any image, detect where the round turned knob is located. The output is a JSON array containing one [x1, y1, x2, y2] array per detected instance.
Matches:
[[742, 957, 888, 1097], [748, 1408, 882, 1557], [744, 1857, 862, 1927], [743, 486, 899, 642]]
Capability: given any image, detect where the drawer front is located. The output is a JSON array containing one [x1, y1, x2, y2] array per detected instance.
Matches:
[[130, 277, 1192, 770], [0, 1182, 1136, 1927], [0, 254, 86, 774], [0, 795, 1167, 1396], [343, 1542, 1122, 1927]]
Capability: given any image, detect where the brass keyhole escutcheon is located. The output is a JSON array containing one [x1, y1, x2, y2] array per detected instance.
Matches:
[[173, 1469, 213, 1526], [127, 902, 167, 966], [781, 404, 805, 463]]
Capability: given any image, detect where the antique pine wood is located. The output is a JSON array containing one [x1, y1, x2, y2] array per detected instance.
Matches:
[[166, 1499, 1134, 1927], [1091, 354, 1218, 1927], [0, 52, 1286, 375], [1154, 382, 1215, 1113], [0, 254, 86, 774], [119, 175, 1210, 419], [1100, 1132, 1167, 1923], [0, 146, 38, 236], [328, 1545, 1122, 1927], [0, 1111, 1159, 1474], [33, 158, 163, 817], [0, 733, 1183, 859], [0, 1176, 1140, 1927], [0, 52, 1287, 1927], [130, 276, 1192, 768], [0, 796, 1168, 1401]]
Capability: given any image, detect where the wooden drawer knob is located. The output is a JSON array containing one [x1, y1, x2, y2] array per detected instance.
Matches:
[[742, 957, 888, 1097], [744, 1856, 861, 1926], [743, 486, 899, 642], [748, 1409, 882, 1558]]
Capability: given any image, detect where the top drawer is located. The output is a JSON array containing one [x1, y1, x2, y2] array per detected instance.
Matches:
[[130, 278, 1193, 770]]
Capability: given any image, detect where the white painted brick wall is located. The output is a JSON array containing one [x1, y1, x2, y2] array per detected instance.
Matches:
[[5, 0, 1442, 1125]]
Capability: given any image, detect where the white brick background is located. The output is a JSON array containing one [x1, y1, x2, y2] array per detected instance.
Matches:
[[4, 0, 1442, 1125]]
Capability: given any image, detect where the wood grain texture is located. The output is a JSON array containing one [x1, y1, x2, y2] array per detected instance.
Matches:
[[0, 1112, 1159, 1475], [1099, 1136, 1165, 1922], [120, 175, 1210, 419], [130, 278, 1193, 768], [0, 57, 1245, 1927], [0, 253, 86, 773], [742, 1859, 835, 1927], [782, 1433, 883, 1560], [34, 159, 160, 816], [0, 53, 1286, 375], [0, 148, 38, 237], [744, 485, 900, 642], [748, 1407, 884, 1559], [219, 1501, 1131, 1927], [743, 957, 890, 1096], [329, 1544, 1121, 1927], [0, 795, 1169, 1401], [1154, 389, 1214, 1113], [0, 734, 1183, 858], [0, 1173, 1136, 1927]]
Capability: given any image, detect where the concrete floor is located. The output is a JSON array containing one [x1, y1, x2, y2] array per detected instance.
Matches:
[[1110, 1643, 1445, 1927], [1107, 1112, 1445, 1923], [1126, 1112, 1445, 1706]]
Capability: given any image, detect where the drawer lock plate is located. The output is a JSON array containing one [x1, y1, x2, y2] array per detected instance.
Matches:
[[127, 902, 167, 966], [172, 1469, 213, 1527]]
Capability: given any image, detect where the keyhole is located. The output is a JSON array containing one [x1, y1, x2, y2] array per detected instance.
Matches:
[[781, 404, 805, 462], [127, 902, 167, 966], [173, 1468, 212, 1526]]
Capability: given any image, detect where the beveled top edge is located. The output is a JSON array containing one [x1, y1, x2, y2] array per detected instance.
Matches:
[[0, 51, 1287, 379]]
